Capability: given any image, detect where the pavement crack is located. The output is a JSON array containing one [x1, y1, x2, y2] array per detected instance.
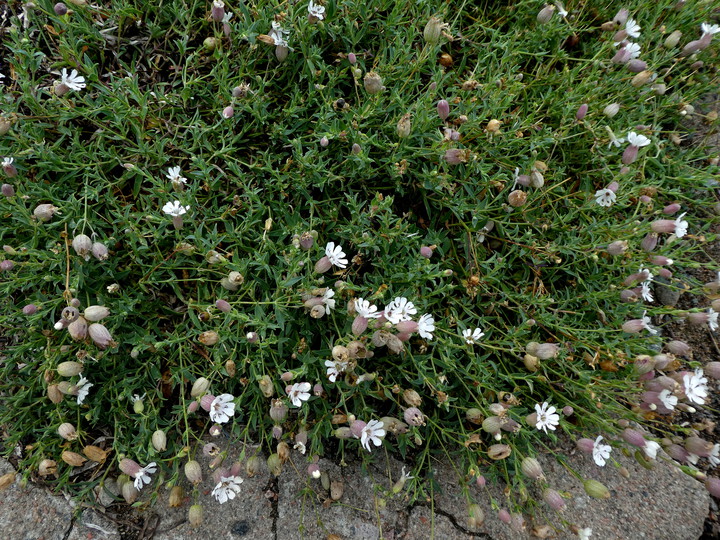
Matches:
[[414, 502, 491, 539], [61, 514, 76, 540], [264, 476, 279, 540]]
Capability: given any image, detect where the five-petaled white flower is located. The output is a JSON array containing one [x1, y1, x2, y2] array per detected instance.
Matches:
[[133, 462, 157, 490], [673, 212, 688, 238], [594, 188, 616, 207], [360, 419, 385, 452], [308, 0, 325, 20], [627, 132, 651, 147], [641, 310, 658, 335], [75, 376, 93, 405], [534, 402, 560, 434], [643, 440, 661, 460], [384, 297, 417, 324], [463, 327, 485, 344], [625, 18, 641, 39], [709, 444, 720, 468], [592, 435, 611, 467], [269, 21, 290, 47], [708, 308, 719, 332], [166, 166, 187, 186], [210, 393, 236, 423], [288, 382, 311, 407], [354, 298, 381, 319], [324, 242, 348, 269], [212, 475, 243, 504], [658, 389, 677, 410], [323, 288, 336, 312], [60, 68, 86, 91], [162, 200, 190, 217], [417, 314, 435, 339], [325, 359, 348, 383], [578, 527, 593, 540], [2, 157, 13, 167], [683, 368, 708, 405], [640, 281, 653, 303], [624, 42, 641, 59], [701, 23, 720, 37]]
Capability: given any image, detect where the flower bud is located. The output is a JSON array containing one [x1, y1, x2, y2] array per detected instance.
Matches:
[[424, 17, 445, 44], [576, 104, 588, 121], [404, 407, 425, 426], [54, 2, 68, 15], [72, 234, 92, 259], [222, 106, 234, 119], [606, 240, 628, 256], [622, 145, 639, 165], [627, 60, 647, 73], [536, 5, 555, 24], [152, 430, 167, 452], [184, 460, 203, 484], [396, 114, 412, 138], [84, 305, 110, 322], [88, 323, 114, 349], [436, 99, 451, 122], [521, 457, 544, 480], [58, 422, 78, 440], [498, 509, 511, 524], [603, 103, 620, 117], [641, 233, 658, 252], [622, 428, 646, 447], [663, 203, 681, 215], [191, 377, 210, 398], [363, 72, 384, 94], [23, 304, 37, 315], [487, 444, 511, 460], [267, 453, 282, 476], [1, 184, 14, 197], [211, 0, 225, 22], [542, 488, 565, 510], [188, 504, 203, 527], [584, 479, 611, 499]]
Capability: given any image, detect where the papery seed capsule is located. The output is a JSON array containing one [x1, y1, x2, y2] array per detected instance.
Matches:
[[537, 5, 555, 24], [188, 504, 203, 527], [191, 377, 210, 398], [57, 361, 83, 377], [184, 460, 202, 484], [58, 422, 77, 440], [72, 234, 92, 259], [404, 407, 425, 426], [606, 240, 628, 256], [267, 453, 282, 476], [508, 190, 527, 207], [424, 17, 445, 44], [664, 30, 682, 48], [498, 509, 511, 524], [363, 72, 384, 94], [627, 60, 647, 73], [397, 114, 412, 138], [466, 408, 484, 425], [584, 479, 610, 499], [521, 457, 544, 480], [437, 99, 450, 120], [38, 459, 57, 477], [468, 504, 484, 529], [487, 444, 511, 460], [84, 305, 110, 322], [89, 323, 114, 349], [631, 71, 653, 87], [603, 103, 620, 117], [542, 488, 565, 510]]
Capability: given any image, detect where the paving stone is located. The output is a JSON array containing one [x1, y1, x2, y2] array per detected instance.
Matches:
[[404, 505, 476, 540], [67, 509, 119, 539], [0, 458, 74, 540], [276, 456, 407, 540]]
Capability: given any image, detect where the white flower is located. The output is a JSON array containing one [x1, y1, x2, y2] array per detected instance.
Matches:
[[133, 462, 157, 490], [2, 157, 13, 167], [269, 22, 290, 47], [605, 126, 626, 148], [384, 297, 417, 324], [709, 308, 719, 332], [643, 440, 661, 460], [640, 281, 653, 303], [673, 212, 688, 238], [209, 393, 236, 423], [222, 12, 233, 24], [323, 289, 336, 312], [553, 1, 568, 17], [594, 188, 616, 207], [624, 42, 641, 59], [625, 18, 641, 39], [308, 0, 325, 20], [212, 475, 243, 504], [687, 453, 700, 465], [641, 310, 658, 335], [709, 444, 720, 468], [534, 402, 560, 434], [639, 266, 654, 282], [166, 166, 187, 186], [325, 359, 348, 383], [354, 298, 381, 319], [162, 200, 190, 217], [360, 419, 385, 452], [288, 382, 311, 407], [658, 389, 677, 410], [131, 393, 146, 403], [592, 435, 612, 467], [578, 528, 593, 540], [324, 242, 348, 269], [683, 368, 708, 405], [627, 132, 651, 147], [463, 327, 485, 344], [60, 68, 86, 91], [417, 314, 435, 339], [294, 441, 306, 454], [75, 376, 93, 405], [701, 23, 720, 37]]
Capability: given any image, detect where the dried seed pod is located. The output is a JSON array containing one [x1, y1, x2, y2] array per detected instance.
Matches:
[[61, 451, 87, 467]]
